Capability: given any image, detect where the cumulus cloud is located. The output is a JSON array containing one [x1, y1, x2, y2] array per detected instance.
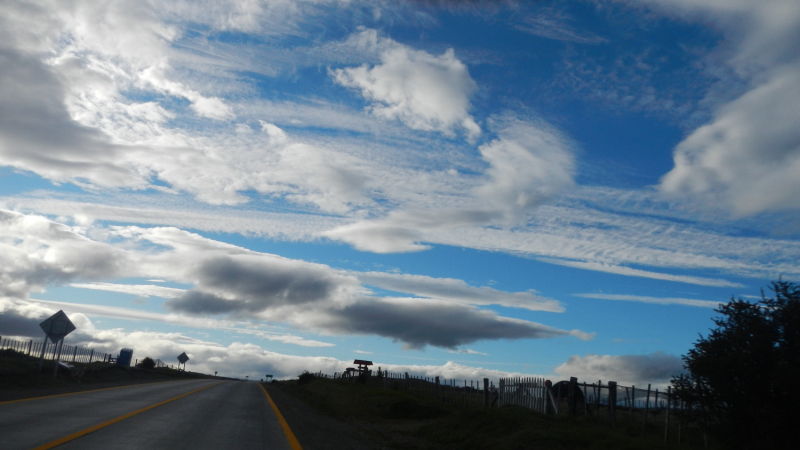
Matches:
[[323, 116, 575, 253], [0, 46, 150, 190], [331, 29, 480, 139], [1, 209, 592, 350], [660, 65, 800, 215], [475, 117, 576, 216], [554, 352, 686, 387], [653, 0, 800, 215]]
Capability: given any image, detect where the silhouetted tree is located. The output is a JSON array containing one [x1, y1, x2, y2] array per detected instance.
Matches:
[[137, 357, 156, 370], [673, 280, 800, 449]]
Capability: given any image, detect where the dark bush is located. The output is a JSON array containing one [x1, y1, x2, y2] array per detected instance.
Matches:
[[297, 370, 315, 385], [137, 357, 156, 370]]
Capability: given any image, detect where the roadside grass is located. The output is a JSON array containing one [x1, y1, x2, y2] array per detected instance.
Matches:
[[0, 349, 212, 401], [273, 376, 715, 450]]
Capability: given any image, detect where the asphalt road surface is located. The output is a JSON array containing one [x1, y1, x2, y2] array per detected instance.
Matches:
[[0, 380, 296, 450]]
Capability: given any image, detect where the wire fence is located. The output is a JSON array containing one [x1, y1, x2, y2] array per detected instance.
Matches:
[[305, 369, 491, 409], [303, 368, 695, 445], [0, 336, 113, 364]]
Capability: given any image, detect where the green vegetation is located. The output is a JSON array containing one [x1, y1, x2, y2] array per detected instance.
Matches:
[[674, 280, 800, 450], [274, 375, 711, 450]]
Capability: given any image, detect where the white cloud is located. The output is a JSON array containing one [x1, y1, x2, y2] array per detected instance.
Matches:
[[356, 271, 563, 312], [16, 297, 336, 348], [651, 0, 800, 215], [1, 209, 592, 349], [449, 348, 489, 356], [0, 296, 565, 383], [331, 29, 480, 139], [540, 258, 744, 288], [6, 183, 800, 284], [476, 117, 576, 216], [515, 9, 607, 44], [70, 282, 187, 298], [323, 116, 577, 252], [660, 65, 800, 215], [573, 293, 724, 308], [554, 352, 685, 388]]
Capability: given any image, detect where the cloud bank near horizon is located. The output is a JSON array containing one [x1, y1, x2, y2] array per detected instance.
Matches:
[[0, 297, 671, 385], [0, 208, 588, 349]]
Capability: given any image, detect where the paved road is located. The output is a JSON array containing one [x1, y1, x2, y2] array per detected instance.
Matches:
[[0, 380, 294, 450]]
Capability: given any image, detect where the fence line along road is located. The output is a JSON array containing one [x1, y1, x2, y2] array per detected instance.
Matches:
[[0, 336, 113, 364], [307, 368, 693, 445]]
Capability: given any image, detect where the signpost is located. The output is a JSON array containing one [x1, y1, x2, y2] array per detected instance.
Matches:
[[38, 310, 76, 376], [177, 352, 189, 371]]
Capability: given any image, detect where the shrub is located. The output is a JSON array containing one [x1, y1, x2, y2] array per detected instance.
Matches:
[[297, 370, 315, 385], [137, 357, 156, 369]]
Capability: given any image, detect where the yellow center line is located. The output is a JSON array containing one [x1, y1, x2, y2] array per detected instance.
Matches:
[[32, 381, 223, 450], [259, 383, 303, 450], [0, 379, 188, 405]]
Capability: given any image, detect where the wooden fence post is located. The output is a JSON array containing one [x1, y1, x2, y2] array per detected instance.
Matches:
[[569, 377, 578, 417], [499, 378, 504, 407], [608, 381, 617, 428], [643, 383, 651, 435], [37, 337, 48, 372], [483, 378, 489, 409], [582, 382, 588, 417], [664, 386, 671, 444], [595, 380, 601, 418]]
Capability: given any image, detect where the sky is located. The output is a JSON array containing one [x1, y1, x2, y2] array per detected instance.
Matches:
[[1, 0, 799, 387]]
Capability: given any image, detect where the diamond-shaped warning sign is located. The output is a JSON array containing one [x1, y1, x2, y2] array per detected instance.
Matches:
[[39, 310, 76, 343], [177, 352, 189, 364]]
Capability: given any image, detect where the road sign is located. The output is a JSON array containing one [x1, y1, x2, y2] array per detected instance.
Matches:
[[39, 310, 76, 344], [177, 352, 189, 364]]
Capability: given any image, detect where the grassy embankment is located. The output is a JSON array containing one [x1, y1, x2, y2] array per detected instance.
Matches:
[[273, 375, 715, 450], [0, 348, 214, 401]]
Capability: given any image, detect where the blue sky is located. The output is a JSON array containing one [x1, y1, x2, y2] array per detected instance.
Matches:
[[1, 0, 799, 385]]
